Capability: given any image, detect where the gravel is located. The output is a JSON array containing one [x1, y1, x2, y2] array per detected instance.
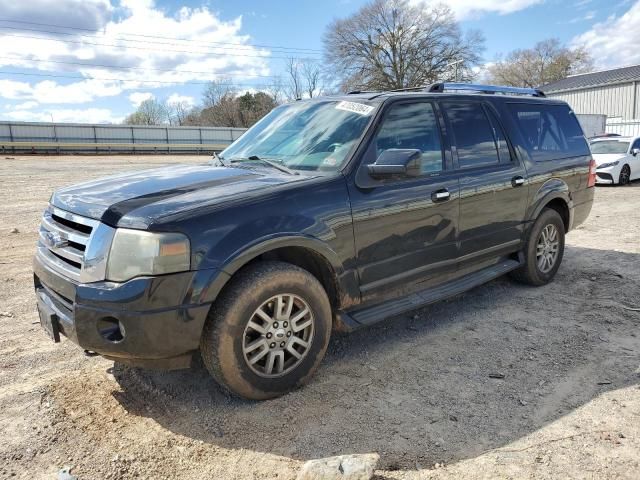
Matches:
[[0, 155, 639, 479]]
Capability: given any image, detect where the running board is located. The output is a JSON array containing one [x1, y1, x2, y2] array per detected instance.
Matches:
[[338, 259, 521, 329]]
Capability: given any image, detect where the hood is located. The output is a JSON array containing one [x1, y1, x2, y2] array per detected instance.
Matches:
[[592, 153, 626, 166], [51, 163, 312, 228]]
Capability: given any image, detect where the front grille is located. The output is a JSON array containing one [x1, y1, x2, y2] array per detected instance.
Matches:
[[37, 206, 101, 282]]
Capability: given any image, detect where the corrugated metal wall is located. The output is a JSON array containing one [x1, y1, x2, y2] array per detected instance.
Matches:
[[547, 81, 640, 120], [0, 121, 247, 154], [605, 118, 640, 136]]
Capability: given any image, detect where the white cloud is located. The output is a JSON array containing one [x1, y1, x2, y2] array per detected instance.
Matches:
[[166, 93, 195, 106], [13, 101, 39, 110], [411, 0, 543, 19], [4, 108, 122, 124], [129, 92, 155, 107], [0, 0, 271, 105], [572, 1, 640, 68]]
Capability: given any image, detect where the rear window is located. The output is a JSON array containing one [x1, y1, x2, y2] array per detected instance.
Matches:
[[508, 104, 590, 161]]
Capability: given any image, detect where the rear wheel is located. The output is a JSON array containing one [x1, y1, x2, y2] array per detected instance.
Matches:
[[618, 165, 631, 185], [200, 261, 332, 400], [510, 208, 565, 286]]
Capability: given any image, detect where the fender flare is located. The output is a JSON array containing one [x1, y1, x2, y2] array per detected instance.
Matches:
[[197, 234, 350, 305]]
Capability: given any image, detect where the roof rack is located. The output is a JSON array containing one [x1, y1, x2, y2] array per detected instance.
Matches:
[[428, 82, 545, 97]]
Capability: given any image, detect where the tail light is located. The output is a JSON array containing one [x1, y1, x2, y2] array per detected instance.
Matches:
[[587, 158, 597, 187]]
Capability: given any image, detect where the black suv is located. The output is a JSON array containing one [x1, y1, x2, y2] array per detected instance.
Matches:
[[34, 83, 595, 399]]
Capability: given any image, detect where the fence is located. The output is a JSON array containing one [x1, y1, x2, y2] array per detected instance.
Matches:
[[606, 118, 640, 137], [0, 121, 247, 154]]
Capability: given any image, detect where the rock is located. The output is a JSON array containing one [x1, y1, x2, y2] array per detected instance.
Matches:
[[296, 453, 379, 480], [0, 311, 13, 318], [10, 228, 19, 234], [58, 467, 77, 480]]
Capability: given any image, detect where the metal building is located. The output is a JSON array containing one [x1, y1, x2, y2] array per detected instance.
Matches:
[[543, 64, 640, 136]]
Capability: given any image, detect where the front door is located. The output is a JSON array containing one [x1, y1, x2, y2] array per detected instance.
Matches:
[[347, 100, 460, 304]]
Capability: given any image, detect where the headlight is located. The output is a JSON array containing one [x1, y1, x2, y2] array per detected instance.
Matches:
[[106, 229, 190, 282], [597, 160, 619, 169]]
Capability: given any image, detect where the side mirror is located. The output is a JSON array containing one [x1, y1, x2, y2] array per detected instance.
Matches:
[[632, 148, 640, 156], [367, 149, 421, 178]]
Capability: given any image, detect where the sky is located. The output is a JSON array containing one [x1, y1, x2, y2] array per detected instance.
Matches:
[[0, 0, 639, 124]]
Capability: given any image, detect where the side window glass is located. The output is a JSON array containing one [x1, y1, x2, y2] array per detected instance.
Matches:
[[442, 102, 500, 169], [508, 104, 590, 161], [485, 107, 512, 163], [632, 139, 640, 151], [374, 102, 443, 175]]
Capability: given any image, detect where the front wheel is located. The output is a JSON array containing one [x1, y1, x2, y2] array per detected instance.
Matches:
[[510, 208, 565, 286], [200, 261, 332, 400], [618, 165, 631, 185]]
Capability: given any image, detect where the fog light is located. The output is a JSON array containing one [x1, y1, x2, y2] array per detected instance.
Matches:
[[97, 317, 125, 343]]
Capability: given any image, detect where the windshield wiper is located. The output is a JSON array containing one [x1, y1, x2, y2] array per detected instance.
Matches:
[[230, 155, 299, 175], [210, 152, 227, 167]]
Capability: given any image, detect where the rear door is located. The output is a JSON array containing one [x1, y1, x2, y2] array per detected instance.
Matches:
[[440, 100, 528, 267], [347, 99, 460, 303]]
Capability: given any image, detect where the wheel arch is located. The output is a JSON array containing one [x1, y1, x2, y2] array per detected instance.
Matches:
[[201, 235, 359, 312], [528, 180, 572, 233]]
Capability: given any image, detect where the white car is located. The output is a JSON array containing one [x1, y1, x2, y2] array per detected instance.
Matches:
[[590, 136, 640, 185]]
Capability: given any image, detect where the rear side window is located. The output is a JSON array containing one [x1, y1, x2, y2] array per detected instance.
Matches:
[[508, 104, 590, 161], [442, 101, 500, 169]]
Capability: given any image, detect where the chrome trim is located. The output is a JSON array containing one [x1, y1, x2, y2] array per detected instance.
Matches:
[[37, 205, 116, 284], [80, 222, 116, 283], [50, 206, 100, 229], [41, 214, 90, 244], [37, 246, 81, 281]]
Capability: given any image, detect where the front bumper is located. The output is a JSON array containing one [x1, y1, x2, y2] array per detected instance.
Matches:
[[33, 254, 224, 369], [595, 170, 615, 184]]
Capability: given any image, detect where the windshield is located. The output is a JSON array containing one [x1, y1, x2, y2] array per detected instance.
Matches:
[[590, 140, 630, 154], [221, 100, 376, 172]]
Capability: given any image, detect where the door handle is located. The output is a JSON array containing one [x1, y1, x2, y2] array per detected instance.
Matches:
[[431, 189, 450, 202], [511, 176, 525, 187]]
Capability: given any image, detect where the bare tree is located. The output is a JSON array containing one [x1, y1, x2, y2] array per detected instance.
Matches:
[[487, 38, 593, 88], [202, 78, 236, 108], [285, 57, 303, 100], [323, 0, 484, 91], [123, 98, 168, 125], [167, 100, 192, 126], [302, 61, 323, 98]]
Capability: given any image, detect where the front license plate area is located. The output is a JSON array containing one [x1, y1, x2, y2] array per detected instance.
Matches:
[[37, 300, 60, 343]]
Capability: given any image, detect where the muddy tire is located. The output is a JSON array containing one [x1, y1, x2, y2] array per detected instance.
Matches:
[[200, 261, 332, 400], [510, 208, 565, 286]]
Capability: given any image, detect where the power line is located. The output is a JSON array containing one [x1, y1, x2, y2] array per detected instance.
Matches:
[[0, 70, 281, 88], [0, 19, 323, 55], [0, 55, 279, 78], [0, 30, 319, 61]]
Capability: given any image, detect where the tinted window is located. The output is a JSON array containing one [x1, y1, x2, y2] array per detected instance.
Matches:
[[374, 102, 443, 174], [443, 102, 500, 169], [485, 107, 512, 163], [632, 138, 640, 151], [508, 104, 590, 161]]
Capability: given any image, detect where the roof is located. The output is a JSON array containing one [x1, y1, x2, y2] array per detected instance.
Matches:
[[543, 64, 640, 93]]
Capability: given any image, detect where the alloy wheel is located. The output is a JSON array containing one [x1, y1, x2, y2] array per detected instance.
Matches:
[[536, 224, 560, 273], [242, 294, 314, 378]]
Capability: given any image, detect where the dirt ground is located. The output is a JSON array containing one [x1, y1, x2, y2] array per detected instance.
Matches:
[[1, 155, 639, 480]]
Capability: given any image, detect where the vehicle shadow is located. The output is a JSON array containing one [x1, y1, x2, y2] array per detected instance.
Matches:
[[110, 245, 640, 470]]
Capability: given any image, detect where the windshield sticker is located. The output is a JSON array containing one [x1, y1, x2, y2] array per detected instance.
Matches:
[[335, 101, 374, 116]]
